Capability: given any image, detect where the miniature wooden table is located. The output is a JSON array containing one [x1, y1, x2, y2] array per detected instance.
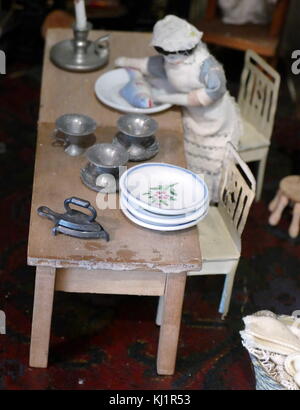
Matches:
[[269, 175, 300, 238], [27, 29, 202, 375]]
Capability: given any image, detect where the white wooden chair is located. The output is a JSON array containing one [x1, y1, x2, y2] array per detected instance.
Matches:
[[156, 143, 256, 322], [238, 49, 280, 201]]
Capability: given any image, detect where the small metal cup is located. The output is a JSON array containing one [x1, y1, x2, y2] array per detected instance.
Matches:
[[52, 113, 97, 156], [114, 114, 159, 161], [117, 114, 158, 139], [81, 143, 129, 193]]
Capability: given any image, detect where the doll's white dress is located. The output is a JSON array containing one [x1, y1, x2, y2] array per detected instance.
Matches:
[[148, 45, 243, 202]]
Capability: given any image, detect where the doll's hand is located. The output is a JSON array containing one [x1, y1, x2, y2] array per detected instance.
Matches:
[[114, 57, 148, 74], [152, 91, 189, 106], [151, 87, 168, 103], [115, 57, 130, 67]]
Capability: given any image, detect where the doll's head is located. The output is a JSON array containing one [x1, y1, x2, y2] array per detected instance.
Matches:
[[153, 45, 197, 64], [151, 15, 203, 64]]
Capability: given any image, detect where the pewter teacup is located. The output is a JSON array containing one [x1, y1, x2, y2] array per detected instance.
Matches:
[[81, 143, 129, 193], [52, 113, 97, 156], [113, 114, 159, 161], [117, 114, 158, 139]]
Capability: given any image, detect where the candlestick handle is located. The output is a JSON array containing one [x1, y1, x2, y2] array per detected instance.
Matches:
[[94, 34, 110, 55]]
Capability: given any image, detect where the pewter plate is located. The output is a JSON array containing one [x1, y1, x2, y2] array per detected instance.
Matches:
[[51, 39, 109, 72], [112, 133, 159, 162], [80, 167, 119, 193]]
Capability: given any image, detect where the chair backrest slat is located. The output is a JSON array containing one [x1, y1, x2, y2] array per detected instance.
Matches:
[[218, 144, 256, 245], [238, 50, 280, 141]]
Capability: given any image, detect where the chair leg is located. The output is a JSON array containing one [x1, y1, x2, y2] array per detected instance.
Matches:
[[218, 260, 239, 320], [156, 296, 164, 326], [255, 154, 268, 201]]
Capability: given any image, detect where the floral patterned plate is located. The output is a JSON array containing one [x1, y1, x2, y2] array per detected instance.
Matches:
[[120, 196, 208, 231], [119, 163, 209, 215], [120, 193, 209, 226]]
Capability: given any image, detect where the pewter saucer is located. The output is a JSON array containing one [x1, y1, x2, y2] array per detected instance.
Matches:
[[113, 132, 159, 162], [80, 165, 119, 193], [81, 143, 129, 193]]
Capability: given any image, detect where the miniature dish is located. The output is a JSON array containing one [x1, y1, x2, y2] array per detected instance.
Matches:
[[81, 143, 129, 193], [56, 113, 97, 137], [117, 114, 158, 138], [113, 113, 160, 161], [120, 195, 208, 231], [80, 166, 119, 193], [94, 68, 172, 114], [86, 143, 129, 170], [113, 133, 159, 162], [53, 113, 97, 156], [119, 163, 209, 215], [121, 193, 209, 226]]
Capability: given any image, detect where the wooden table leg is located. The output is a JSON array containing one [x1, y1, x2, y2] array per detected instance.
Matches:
[[29, 266, 56, 368], [157, 271, 187, 375]]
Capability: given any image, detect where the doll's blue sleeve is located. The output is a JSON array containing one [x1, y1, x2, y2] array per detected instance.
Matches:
[[199, 56, 227, 102], [147, 55, 167, 79], [120, 68, 154, 108]]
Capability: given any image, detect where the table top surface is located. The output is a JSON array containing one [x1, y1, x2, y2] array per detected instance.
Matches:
[[27, 29, 201, 273], [39, 29, 183, 133]]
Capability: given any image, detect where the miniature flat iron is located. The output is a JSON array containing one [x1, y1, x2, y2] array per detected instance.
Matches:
[[37, 197, 109, 240]]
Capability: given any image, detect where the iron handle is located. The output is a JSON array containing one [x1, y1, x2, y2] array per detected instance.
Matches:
[[37, 206, 60, 222], [64, 197, 97, 222]]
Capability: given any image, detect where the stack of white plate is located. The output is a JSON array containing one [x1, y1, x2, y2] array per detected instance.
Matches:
[[119, 163, 209, 231]]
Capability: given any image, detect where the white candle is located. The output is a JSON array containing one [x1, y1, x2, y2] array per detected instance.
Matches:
[[74, 0, 87, 30]]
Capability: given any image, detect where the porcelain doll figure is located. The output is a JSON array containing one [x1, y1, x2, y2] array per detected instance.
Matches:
[[115, 15, 243, 202]]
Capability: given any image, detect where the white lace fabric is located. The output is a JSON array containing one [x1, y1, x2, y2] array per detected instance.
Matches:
[[241, 311, 300, 390]]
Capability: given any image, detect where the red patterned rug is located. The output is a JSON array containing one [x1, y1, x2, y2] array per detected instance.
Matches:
[[0, 55, 300, 390]]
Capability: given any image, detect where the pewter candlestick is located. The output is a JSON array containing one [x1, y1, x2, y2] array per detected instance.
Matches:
[[50, 22, 109, 72]]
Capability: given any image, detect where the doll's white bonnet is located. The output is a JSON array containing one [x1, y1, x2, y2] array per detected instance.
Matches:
[[150, 15, 203, 52]]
